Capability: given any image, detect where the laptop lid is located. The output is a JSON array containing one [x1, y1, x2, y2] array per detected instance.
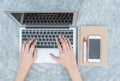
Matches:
[[5, 11, 79, 27]]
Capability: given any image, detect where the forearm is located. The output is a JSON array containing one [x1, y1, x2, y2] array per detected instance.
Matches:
[[67, 66, 82, 81], [15, 68, 28, 81]]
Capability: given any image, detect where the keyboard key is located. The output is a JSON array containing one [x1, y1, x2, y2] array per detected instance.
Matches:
[[44, 32, 46, 34], [45, 35, 48, 38], [37, 45, 54, 48], [41, 42, 43, 45], [35, 35, 37, 38], [26, 32, 28, 34], [22, 35, 26, 37], [39, 39, 41, 41], [38, 35, 41, 37], [22, 32, 25, 34], [33, 32, 35, 34], [44, 42, 47, 44], [43, 39, 45, 41], [70, 35, 73, 38]]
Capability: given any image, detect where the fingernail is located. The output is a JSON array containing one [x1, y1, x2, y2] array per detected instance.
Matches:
[[59, 35, 61, 38]]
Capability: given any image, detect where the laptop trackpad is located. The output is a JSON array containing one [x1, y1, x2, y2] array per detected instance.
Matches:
[[35, 49, 59, 63]]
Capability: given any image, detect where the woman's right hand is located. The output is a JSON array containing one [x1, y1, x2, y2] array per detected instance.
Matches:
[[50, 35, 78, 72]]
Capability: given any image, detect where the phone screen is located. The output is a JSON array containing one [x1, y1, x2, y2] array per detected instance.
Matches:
[[89, 39, 100, 59]]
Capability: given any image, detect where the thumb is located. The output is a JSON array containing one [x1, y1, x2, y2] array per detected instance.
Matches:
[[50, 53, 60, 63]]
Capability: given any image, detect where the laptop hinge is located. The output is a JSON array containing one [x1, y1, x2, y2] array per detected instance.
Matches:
[[26, 27, 69, 29]]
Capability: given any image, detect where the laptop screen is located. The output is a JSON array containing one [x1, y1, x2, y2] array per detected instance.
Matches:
[[11, 12, 74, 26]]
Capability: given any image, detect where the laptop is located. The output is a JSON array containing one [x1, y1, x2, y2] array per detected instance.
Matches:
[[5, 11, 79, 63]]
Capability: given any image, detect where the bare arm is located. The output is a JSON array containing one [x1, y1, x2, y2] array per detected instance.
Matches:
[[15, 39, 37, 81], [50, 35, 83, 81]]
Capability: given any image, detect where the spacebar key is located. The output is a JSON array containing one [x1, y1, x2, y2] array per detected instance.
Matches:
[[37, 45, 54, 48]]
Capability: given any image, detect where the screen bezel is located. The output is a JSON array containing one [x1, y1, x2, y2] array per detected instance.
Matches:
[[88, 36, 101, 62]]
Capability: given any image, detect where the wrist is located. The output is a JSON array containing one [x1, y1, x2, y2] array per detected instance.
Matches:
[[66, 64, 78, 72], [18, 67, 28, 75], [67, 65, 79, 76], [15, 68, 27, 81], [18, 64, 30, 74]]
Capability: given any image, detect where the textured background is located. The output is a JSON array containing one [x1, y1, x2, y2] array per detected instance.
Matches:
[[0, 0, 120, 81]]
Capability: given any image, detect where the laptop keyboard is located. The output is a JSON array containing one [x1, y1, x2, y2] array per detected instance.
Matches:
[[22, 13, 73, 25], [22, 29, 74, 48]]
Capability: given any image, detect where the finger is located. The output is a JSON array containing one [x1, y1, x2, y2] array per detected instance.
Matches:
[[50, 53, 60, 63], [20, 40, 27, 54], [67, 38, 72, 50], [62, 35, 68, 44], [25, 39, 34, 53], [56, 38, 62, 53], [60, 35, 67, 50], [32, 40, 37, 47], [30, 40, 37, 54], [62, 35, 69, 49], [33, 49, 37, 60]]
